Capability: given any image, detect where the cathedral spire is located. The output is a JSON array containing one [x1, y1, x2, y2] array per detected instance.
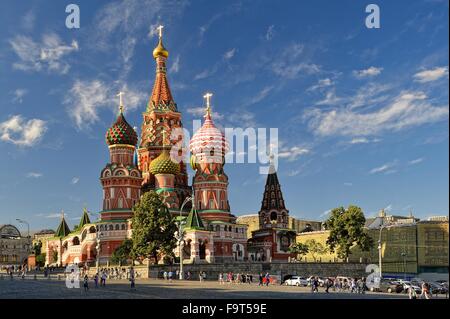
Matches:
[[55, 210, 71, 238], [149, 25, 176, 112], [203, 92, 213, 119]]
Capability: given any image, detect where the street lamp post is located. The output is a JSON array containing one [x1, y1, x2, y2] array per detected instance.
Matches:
[[378, 224, 385, 280], [96, 231, 102, 270], [177, 196, 192, 280]]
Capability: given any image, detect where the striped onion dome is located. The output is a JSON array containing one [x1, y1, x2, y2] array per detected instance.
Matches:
[[189, 112, 229, 168], [105, 113, 138, 146], [149, 149, 180, 175]]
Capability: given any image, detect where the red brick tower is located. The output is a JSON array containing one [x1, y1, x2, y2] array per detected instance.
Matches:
[[101, 96, 143, 221], [138, 26, 191, 211]]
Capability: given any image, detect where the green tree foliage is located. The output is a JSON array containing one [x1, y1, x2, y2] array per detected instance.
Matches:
[[288, 242, 309, 261], [36, 253, 46, 267], [111, 239, 133, 265], [130, 191, 177, 264], [305, 239, 328, 262], [324, 205, 374, 259], [32, 241, 42, 255]]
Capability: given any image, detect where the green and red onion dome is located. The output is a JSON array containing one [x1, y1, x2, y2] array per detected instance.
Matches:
[[105, 113, 138, 146], [149, 149, 181, 175]]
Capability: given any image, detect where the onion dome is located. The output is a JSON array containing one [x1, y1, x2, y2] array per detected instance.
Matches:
[[189, 98, 229, 168], [153, 37, 169, 59], [105, 112, 138, 146], [149, 149, 180, 175]]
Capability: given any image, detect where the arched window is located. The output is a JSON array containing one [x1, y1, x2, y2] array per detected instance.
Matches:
[[215, 225, 220, 232], [72, 237, 80, 246], [108, 225, 113, 231], [115, 224, 120, 230], [270, 211, 277, 221], [121, 224, 126, 230]]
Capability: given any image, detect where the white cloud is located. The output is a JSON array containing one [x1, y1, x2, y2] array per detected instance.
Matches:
[[413, 66, 449, 83], [353, 66, 383, 78], [307, 78, 333, 91], [287, 169, 301, 177], [349, 137, 381, 144], [186, 107, 223, 120], [10, 33, 78, 74], [271, 43, 320, 79], [169, 55, 180, 73], [194, 66, 218, 80], [26, 172, 43, 178], [384, 204, 393, 212], [45, 213, 63, 219], [278, 146, 310, 161], [223, 48, 236, 60], [315, 89, 341, 106], [265, 25, 275, 41], [305, 91, 448, 137], [12, 89, 28, 103], [369, 162, 397, 175], [348, 83, 391, 109], [408, 158, 424, 165], [246, 86, 274, 106], [320, 209, 331, 218], [65, 80, 147, 129], [0, 115, 47, 147], [71, 177, 80, 184]]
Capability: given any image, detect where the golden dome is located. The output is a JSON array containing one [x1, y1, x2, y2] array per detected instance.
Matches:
[[153, 38, 169, 59]]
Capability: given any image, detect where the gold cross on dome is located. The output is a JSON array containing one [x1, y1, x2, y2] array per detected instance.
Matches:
[[161, 128, 167, 146], [117, 91, 125, 113], [203, 92, 213, 116], [157, 25, 164, 38]]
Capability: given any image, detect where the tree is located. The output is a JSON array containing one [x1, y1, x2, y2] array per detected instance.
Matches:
[[305, 239, 328, 262], [32, 241, 42, 255], [130, 191, 177, 264], [36, 253, 46, 267], [288, 242, 309, 261], [324, 205, 374, 259], [111, 239, 133, 265]]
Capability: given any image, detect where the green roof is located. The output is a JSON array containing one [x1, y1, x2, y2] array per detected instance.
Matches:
[[78, 208, 91, 229], [184, 208, 205, 230], [55, 217, 71, 238]]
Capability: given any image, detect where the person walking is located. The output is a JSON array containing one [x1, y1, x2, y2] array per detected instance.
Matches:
[[94, 273, 99, 288], [420, 281, 431, 299], [218, 272, 224, 285], [265, 272, 270, 286], [163, 271, 168, 281], [83, 274, 89, 292], [258, 273, 263, 286], [168, 270, 173, 283], [130, 266, 136, 290], [409, 286, 418, 299], [101, 271, 107, 287]]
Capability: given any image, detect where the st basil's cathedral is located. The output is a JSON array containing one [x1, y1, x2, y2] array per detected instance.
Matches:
[[45, 29, 295, 267]]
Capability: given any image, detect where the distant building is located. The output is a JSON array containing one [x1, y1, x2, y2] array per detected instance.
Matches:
[[296, 210, 449, 279], [0, 224, 30, 265]]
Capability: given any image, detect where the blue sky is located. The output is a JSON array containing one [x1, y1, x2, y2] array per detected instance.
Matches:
[[0, 0, 448, 232]]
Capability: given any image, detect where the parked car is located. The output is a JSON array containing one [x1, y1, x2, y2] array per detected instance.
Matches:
[[399, 280, 421, 294], [284, 276, 308, 286], [429, 282, 448, 295]]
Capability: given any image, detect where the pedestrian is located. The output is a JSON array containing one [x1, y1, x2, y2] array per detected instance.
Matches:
[[101, 271, 107, 287], [420, 281, 431, 299], [163, 271, 168, 281], [218, 272, 224, 285], [325, 278, 330, 293], [94, 273, 99, 288], [130, 266, 136, 290], [409, 286, 417, 299], [258, 273, 263, 286], [168, 270, 173, 283], [265, 272, 270, 286], [199, 271, 203, 282], [83, 274, 89, 292]]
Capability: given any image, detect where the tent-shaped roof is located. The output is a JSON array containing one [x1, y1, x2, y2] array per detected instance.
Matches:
[[184, 208, 205, 230]]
